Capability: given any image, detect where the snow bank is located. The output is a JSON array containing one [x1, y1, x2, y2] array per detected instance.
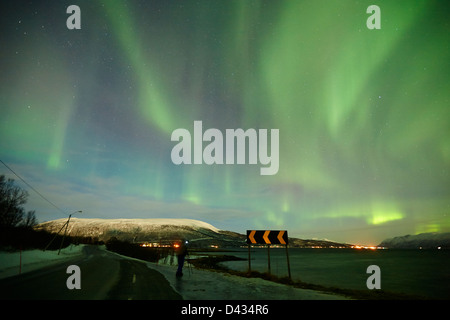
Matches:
[[0, 245, 85, 279]]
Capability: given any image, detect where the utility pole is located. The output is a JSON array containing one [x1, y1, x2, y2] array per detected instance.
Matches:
[[44, 210, 82, 254]]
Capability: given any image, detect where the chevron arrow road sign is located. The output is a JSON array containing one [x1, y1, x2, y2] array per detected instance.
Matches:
[[246, 230, 288, 245]]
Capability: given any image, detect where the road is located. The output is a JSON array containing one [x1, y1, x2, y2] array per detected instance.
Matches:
[[0, 246, 181, 300]]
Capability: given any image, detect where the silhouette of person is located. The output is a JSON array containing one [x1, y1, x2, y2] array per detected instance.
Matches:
[[175, 240, 188, 277]]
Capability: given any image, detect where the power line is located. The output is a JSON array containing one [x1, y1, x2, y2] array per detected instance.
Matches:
[[0, 159, 67, 215]]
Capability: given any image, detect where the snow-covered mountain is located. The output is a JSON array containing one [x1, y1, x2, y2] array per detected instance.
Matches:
[[36, 217, 219, 234], [35, 218, 245, 247], [35, 218, 354, 248], [378, 232, 450, 249]]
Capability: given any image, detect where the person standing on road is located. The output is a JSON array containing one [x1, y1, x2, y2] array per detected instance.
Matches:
[[175, 240, 188, 277]]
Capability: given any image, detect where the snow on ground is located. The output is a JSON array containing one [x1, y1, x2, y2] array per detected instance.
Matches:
[[147, 258, 349, 300], [0, 245, 85, 279]]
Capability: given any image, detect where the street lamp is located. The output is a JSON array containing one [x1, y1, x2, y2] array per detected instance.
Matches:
[[44, 210, 82, 254]]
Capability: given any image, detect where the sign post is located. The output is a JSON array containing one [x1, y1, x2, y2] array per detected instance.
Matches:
[[246, 230, 290, 279], [285, 243, 291, 279]]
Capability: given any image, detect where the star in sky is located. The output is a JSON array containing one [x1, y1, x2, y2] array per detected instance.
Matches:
[[0, 0, 449, 245]]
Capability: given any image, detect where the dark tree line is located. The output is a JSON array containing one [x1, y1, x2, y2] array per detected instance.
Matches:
[[0, 174, 37, 230], [0, 174, 102, 250]]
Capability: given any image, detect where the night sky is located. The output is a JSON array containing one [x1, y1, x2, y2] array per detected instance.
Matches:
[[1, 0, 449, 245]]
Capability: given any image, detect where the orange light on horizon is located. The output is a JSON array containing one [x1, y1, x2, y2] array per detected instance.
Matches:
[[351, 245, 383, 250]]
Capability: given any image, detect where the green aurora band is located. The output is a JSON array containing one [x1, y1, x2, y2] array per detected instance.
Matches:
[[0, 0, 449, 245]]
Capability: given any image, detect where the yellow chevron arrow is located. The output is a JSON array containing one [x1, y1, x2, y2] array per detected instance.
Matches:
[[249, 230, 256, 244], [277, 231, 286, 245], [263, 230, 271, 244]]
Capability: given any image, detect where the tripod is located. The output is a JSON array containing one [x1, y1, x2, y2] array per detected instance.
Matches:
[[186, 252, 194, 276]]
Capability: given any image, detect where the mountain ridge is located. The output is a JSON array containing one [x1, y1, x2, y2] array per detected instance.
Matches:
[[378, 232, 450, 249], [34, 218, 353, 249]]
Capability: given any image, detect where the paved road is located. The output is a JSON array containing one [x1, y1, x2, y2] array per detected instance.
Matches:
[[0, 246, 181, 300]]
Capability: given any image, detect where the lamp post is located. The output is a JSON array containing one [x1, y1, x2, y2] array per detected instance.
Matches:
[[44, 210, 82, 254]]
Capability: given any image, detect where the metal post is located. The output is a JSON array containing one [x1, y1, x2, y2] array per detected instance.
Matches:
[[19, 246, 22, 275], [267, 244, 271, 275], [285, 244, 291, 280], [248, 244, 251, 273]]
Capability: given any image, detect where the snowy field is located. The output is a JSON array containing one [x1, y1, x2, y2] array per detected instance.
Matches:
[[0, 245, 85, 279]]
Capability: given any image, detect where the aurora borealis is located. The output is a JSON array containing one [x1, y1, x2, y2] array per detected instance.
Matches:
[[1, 0, 449, 245]]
